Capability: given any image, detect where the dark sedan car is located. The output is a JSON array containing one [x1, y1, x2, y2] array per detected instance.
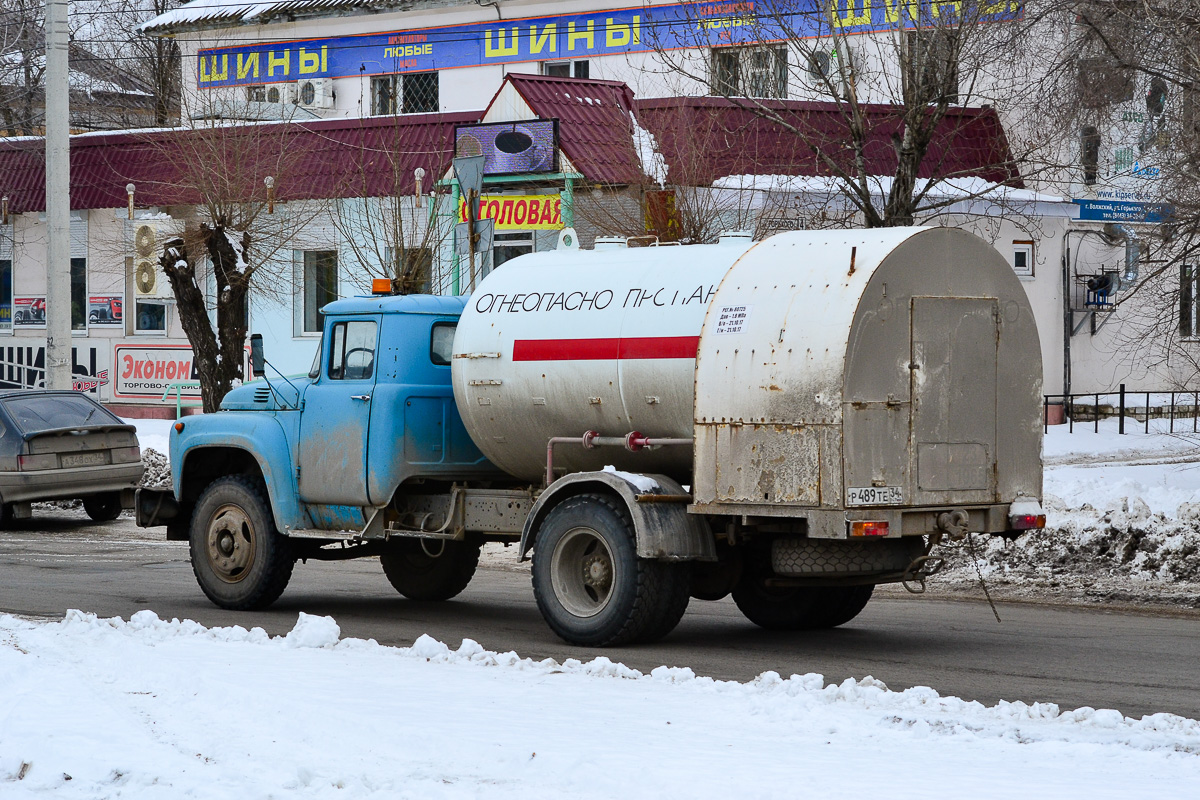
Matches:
[[0, 389, 144, 524]]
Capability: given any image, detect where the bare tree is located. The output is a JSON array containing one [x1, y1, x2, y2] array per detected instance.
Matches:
[[330, 126, 451, 295], [643, 0, 1057, 227], [151, 122, 333, 411], [0, 0, 47, 136]]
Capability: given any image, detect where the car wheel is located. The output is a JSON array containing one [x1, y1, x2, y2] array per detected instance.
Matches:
[[189, 476, 293, 610], [531, 492, 690, 647], [82, 492, 122, 522], [380, 538, 480, 601]]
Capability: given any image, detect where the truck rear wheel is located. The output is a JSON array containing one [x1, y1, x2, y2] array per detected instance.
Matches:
[[531, 493, 690, 647], [732, 561, 874, 630], [380, 539, 480, 601], [190, 476, 293, 610]]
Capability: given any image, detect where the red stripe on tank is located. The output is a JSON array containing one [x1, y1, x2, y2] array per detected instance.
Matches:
[[512, 336, 700, 361]]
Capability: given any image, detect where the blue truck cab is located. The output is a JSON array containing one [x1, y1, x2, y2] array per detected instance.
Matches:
[[138, 293, 510, 610]]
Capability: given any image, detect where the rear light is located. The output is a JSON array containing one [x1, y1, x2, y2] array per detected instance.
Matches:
[[112, 446, 141, 464], [1009, 513, 1046, 530], [850, 520, 889, 537], [18, 454, 57, 471]]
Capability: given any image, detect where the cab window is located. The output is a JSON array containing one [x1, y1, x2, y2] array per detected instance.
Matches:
[[430, 322, 456, 366], [328, 320, 377, 380]]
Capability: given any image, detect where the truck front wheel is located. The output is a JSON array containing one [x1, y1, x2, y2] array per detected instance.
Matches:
[[190, 476, 293, 610], [531, 493, 690, 647], [380, 539, 480, 601]]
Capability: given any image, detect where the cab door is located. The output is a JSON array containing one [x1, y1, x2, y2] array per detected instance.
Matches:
[[297, 316, 379, 506]]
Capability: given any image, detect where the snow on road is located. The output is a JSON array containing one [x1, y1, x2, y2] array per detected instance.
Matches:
[[1, 610, 1197, 799]]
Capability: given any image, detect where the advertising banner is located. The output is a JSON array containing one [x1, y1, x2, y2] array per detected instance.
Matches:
[[1072, 198, 1173, 224], [88, 296, 124, 326], [0, 343, 111, 396], [196, 1, 1022, 88], [13, 296, 46, 327], [113, 343, 202, 400], [457, 194, 564, 230], [455, 120, 558, 176]]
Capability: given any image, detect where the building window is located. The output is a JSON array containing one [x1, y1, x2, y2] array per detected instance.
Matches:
[[543, 60, 589, 79], [246, 85, 266, 102], [135, 302, 167, 333], [1181, 264, 1198, 338], [0, 258, 10, 331], [328, 320, 377, 380], [1081, 125, 1102, 185], [711, 46, 786, 99], [904, 30, 959, 104], [492, 232, 533, 272], [1076, 57, 1135, 109], [1012, 241, 1034, 278], [371, 72, 439, 115], [297, 250, 338, 335], [70, 257, 86, 331]]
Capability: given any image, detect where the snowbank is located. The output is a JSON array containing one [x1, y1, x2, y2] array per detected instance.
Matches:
[[0, 611, 1196, 798]]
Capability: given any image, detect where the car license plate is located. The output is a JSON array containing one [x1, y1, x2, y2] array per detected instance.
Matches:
[[61, 452, 105, 468], [846, 486, 903, 506]]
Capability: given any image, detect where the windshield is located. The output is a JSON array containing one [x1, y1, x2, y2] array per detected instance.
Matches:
[[3, 394, 122, 434]]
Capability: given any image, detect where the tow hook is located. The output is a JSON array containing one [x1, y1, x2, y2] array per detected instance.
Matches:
[[936, 509, 970, 540]]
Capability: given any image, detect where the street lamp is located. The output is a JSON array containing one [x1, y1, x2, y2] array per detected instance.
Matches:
[[414, 167, 426, 208], [126, 183, 136, 220], [264, 175, 275, 214]]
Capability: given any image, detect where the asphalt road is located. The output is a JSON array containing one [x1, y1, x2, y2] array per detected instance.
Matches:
[[3, 511, 1199, 721]]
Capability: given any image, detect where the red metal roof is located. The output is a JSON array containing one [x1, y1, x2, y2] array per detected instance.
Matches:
[[504, 74, 645, 186], [632, 96, 1023, 188], [0, 112, 480, 214]]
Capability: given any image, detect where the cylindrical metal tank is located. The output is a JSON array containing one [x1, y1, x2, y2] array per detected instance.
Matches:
[[452, 238, 754, 482], [691, 227, 1042, 524]]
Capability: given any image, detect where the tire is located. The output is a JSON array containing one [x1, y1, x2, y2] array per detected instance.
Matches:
[[810, 585, 875, 628], [82, 492, 122, 522], [531, 493, 691, 647], [189, 475, 293, 610], [380, 538, 480, 601], [733, 560, 874, 631]]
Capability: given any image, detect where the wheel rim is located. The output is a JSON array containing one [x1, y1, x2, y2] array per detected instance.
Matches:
[[205, 503, 256, 583], [550, 526, 616, 618]]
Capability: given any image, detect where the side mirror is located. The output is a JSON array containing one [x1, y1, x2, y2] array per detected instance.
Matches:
[[249, 333, 265, 379]]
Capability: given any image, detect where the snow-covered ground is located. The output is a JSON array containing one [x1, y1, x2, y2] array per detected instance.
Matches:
[[2, 610, 1198, 799], [27, 414, 1183, 797]]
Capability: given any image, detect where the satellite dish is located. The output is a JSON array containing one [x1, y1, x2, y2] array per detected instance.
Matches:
[[134, 224, 156, 257], [135, 259, 158, 295]]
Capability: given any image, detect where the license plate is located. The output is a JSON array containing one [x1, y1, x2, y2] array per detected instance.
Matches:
[[61, 452, 105, 468], [846, 486, 903, 506]]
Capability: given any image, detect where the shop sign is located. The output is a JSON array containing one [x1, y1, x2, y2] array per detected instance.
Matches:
[[113, 343, 201, 400], [1073, 198, 1173, 224], [195, 1, 1022, 88], [458, 194, 564, 230], [0, 343, 111, 395]]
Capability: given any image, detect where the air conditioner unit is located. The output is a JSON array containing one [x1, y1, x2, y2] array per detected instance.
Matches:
[[296, 78, 334, 109], [265, 83, 297, 105], [134, 258, 170, 298], [133, 222, 157, 260]]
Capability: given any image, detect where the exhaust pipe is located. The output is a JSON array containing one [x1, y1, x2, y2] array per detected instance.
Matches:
[[1111, 224, 1140, 291]]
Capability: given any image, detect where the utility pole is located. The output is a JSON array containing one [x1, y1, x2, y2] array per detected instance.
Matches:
[[44, 0, 72, 390]]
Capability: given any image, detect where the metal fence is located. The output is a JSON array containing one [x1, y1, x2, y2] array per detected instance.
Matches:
[[1044, 384, 1200, 434]]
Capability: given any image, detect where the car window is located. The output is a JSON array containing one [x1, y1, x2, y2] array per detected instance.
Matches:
[[431, 322, 456, 366], [328, 320, 377, 381], [3, 394, 121, 434]]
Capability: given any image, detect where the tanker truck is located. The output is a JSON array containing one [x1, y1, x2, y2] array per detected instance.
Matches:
[[136, 227, 1045, 646]]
